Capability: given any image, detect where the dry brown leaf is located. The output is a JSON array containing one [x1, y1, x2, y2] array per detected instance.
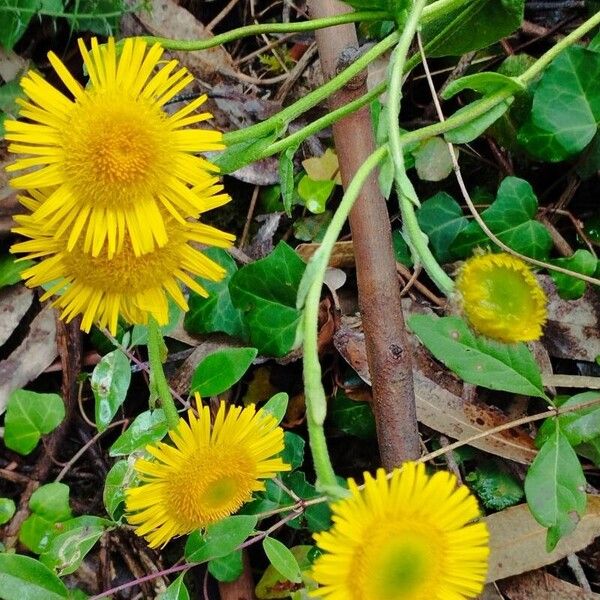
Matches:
[[541, 276, 600, 362], [296, 240, 356, 268], [334, 316, 536, 464], [498, 570, 600, 599], [0, 304, 57, 414], [0, 285, 33, 347], [487, 496, 600, 582], [124, 0, 235, 81]]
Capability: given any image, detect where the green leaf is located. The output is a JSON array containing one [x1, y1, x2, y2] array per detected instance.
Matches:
[[416, 192, 468, 263], [282, 472, 332, 532], [451, 176, 552, 260], [230, 242, 306, 357], [391, 230, 413, 267], [330, 392, 376, 439], [4, 389, 65, 454], [0, 554, 68, 599], [214, 132, 279, 173], [280, 146, 298, 216], [549, 249, 597, 300], [130, 300, 181, 346], [208, 550, 244, 583], [525, 421, 587, 551], [297, 175, 335, 214], [103, 460, 132, 519], [262, 392, 289, 425], [412, 137, 454, 182], [0, 254, 32, 289], [421, 0, 524, 57], [442, 72, 525, 99], [263, 537, 302, 584], [0, 0, 41, 50], [19, 514, 56, 554], [91, 349, 131, 432], [281, 432, 305, 470], [184, 515, 258, 562], [408, 314, 546, 398], [445, 98, 513, 144], [40, 516, 108, 576], [293, 211, 332, 243], [465, 462, 524, 510], [109, 409, 167, 456], [159, 573, 190, 600], [190, 347, 257, 396], [0, 497, 15, 525], [30, 483, 71, 522], [256, 545, 314, 599], [184, 248, 248, 340], [66, 0, 123, 36], [518, 46, 600, 161]]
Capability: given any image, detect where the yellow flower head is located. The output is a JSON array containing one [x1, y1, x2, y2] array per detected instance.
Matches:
[[5, 37, 227, 258], [11, 191, 234, 334], [125, 402, 291, 548], [455, 252, 547, 343], [312, 463, 489, 600]]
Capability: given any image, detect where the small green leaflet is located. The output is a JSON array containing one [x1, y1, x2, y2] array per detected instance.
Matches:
[[549, 249, 597, 300], [109, 409, 167, 456], [263, 537, 302, 583], [0, 554, 68, 600], [262, 392, 289, 425], [0, 497, 16, 524], [159, 573, 190, 600], [408, 314, 546, 399], [208, 551, 244, 582]]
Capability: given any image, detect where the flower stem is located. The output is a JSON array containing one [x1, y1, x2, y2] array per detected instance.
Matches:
[[147, 316, 179, 429], [301, 146, 386, 495]]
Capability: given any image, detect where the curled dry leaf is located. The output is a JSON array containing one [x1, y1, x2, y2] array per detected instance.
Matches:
[[334, 315, 536, 464], [486, 496, 600, 583]]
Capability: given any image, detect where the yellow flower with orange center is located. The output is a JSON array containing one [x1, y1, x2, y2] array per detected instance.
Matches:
[[125, 402, 291, 548], [5, 37, 226, 257]]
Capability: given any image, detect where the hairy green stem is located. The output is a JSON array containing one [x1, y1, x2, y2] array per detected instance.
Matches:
[[302, 146, 386, 494], [147, 316, 179, 429]]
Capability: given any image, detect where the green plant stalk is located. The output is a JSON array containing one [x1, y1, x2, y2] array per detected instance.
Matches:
[[302, 146, 386, 495], [147, 316, 179, 429]]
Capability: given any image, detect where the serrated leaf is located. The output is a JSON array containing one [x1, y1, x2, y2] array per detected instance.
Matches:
[[4, 389, 65, 454], [208, 550, 243, 582], [184, 515, 258, 562], [408, 314, 546, 398], [263, 537, 302, 584], [91, 349, 131, 432], [262, 392, 289, 425], [109, 409, 167, 456], [416, 192, 468, 263], [230, 242, 305, 357], [525, 421, 587, 551], [518, 46, 600, 161], [0, 497, 15, 524], [549, 249, 597, 300], [159, 573, 190, 600], [184, 248, 248, 340], [0, 554, 68, 599], [451, 176, 552, 260], [190, 347, 257, 396]]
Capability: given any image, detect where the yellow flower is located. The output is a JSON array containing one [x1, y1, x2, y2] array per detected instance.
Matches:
[[125, 402, 291, 548], [11, 191, 234, 334], [312, 463, 489, 600], [5, 37, 227, 258], [455, 252, 547, 343]]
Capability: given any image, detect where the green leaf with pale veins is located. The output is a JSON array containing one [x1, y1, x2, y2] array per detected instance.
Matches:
[[408, 314, 546, 398], [184, 248, 248, 340], [525, 420, 587, 551], [417, 192, 468, 263], [230, 242, 306, 356], [451, 176, 552, 259], [519, 46, 600, 161]]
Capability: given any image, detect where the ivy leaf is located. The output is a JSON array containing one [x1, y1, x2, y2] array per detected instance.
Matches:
[[416, 192, 468, 263], [466, 462, 524, 510], [330, 392, 376, 439], [109, 409, 167, 456], [208, 551, 244, 583], [281, 431, 305, 470], [230, 242, 306, 357], [421, 0, 524, 57], [451, 176, 552, 260], [525, 420, 587, 551], [91, 349, 131, 432], [184, 248, 248, 340], [190, 347, 257, 397], [408, 314, 546, 398], [519, 46, 600, 161], [0, 0, 41, 50], [0, 554, 68, 600], [263, 537, 302, 584], [4, 389, 65, 455], [549, 249, 597, 300]]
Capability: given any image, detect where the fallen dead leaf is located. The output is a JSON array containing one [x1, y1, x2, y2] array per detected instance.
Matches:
[[0, 304, 57, 414], [498, 570, 600, 599], [296, 240, 356, 268], [334, 315, 536, 464], [487, 496, 600, 582], [0, 285, 33, 347]]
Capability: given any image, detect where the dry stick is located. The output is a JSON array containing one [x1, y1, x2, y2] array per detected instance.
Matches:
[[206, 0, 239, 32], [308, 0, 420, 467]]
